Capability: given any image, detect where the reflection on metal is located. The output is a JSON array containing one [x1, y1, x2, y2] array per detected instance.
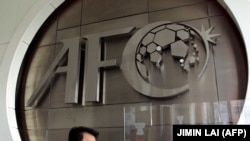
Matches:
[[63, 38, 82, 104], [176, 116, 184, 124], [82, 27, 135, 104], [27, 37, 81, 106], [124, 103, 152, 141], [121, 21, 220, 98], [160, 100, 244, 125], [27, 27, 135, 106], [134, 122, 146, 141]]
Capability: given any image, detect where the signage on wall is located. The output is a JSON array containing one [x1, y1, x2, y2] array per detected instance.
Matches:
[[27, 21, 220, 106]]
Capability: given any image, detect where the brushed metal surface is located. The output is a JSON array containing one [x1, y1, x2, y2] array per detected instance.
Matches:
[[24, 85, 51, 109], [25, 46, 55, 86], [23, 130, 47, 141], [24, 45, 55, 108], [24, 109, 48, 129], [56, 27, 81, 43], [82, 0, 148, 24], [57, 0, 82, 30], [148, 0, 205, 12], [149, 3, 208, 23], [182, 18, 210, 30], [210, 16, 247, 101], [48, 103, 151, 129], [62, 37, 82, 104], [49, 74, 73, 108], [207, 0, 226, 16], [104, 36, 150, 104], [81, 14, 148, 35], [82, 27, 135, 104], [47, 129, 68, 141], [27, 38, 79, 106], [104, 66, 151, 105]]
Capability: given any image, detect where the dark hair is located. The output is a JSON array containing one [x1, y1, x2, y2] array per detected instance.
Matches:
[[68, 126, 99, 141]]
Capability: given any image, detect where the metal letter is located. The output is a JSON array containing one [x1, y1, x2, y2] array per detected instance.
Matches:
[[27, 37, 81, 106], [60, 38, 81, 104], [82, 27, 135, 105]]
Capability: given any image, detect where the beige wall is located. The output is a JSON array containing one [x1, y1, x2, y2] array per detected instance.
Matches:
[[0, 0, 38, 66], [0, 0, 37, 44], [0, 0, 64, 140]]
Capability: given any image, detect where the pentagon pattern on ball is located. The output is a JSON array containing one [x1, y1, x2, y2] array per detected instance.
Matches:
[[150, 51, 162, 64], [177, 30, 190, 42], [171, 40, 189, 58], [135, 22, 221, 82], [154, 29, 175, 48], [142, 33, 154, 45], [139, 46, 147, 56], [147, 43, 157, 53], [136, 54, 143, 62]]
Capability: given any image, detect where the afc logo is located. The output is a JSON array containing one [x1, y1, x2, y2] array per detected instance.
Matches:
[[27, 21, 220, 106]]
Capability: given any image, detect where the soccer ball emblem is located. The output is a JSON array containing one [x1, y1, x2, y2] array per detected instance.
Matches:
[[121, 21, 220, 97], [135, 22, 219, 88]]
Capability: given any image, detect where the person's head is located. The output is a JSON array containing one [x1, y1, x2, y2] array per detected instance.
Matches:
[[68, 126, 99, 141]]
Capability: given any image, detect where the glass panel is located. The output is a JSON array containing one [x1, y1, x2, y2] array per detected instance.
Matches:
[[124, 103, 152, 141], [124, 100, 245, 141]]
